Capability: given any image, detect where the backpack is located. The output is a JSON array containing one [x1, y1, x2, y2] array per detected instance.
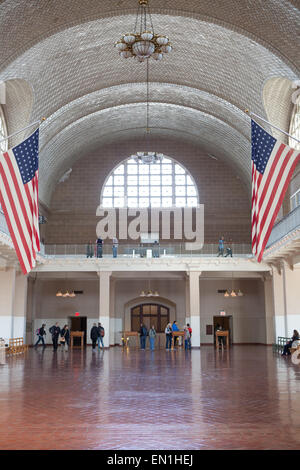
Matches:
[[100, 328, 105, 337]]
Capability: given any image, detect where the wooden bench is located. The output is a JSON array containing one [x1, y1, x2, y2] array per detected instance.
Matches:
[[272, 337, 290, 354], [6, 338, 28, 355]]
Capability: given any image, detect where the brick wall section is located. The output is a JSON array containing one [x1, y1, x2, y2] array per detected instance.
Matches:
[[45, 139, 251, 244]]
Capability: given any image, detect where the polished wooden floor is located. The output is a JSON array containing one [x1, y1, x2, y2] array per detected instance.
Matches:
[[1, 345, 300, 450]]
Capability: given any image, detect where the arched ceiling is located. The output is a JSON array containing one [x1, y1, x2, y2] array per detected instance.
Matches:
[[0, 1, 299, 207]]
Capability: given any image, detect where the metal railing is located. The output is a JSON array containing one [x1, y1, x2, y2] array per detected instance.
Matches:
[[266, 205, 300, 247], [42, 243, 253, 258]]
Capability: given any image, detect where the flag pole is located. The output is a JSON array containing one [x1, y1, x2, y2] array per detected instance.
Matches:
[[0, 117, 46, 146], [245, 109, 300, 144]]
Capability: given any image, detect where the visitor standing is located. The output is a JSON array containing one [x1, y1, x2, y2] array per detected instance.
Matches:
[[60, 325, 70, 351], [96, 238, 103, 258], [86, 240, 94, 258], [149, 325, 156, 351], [112, 237, 118, 258], [97, 322, 105, 350], [91, 323, 99, 350], [184, 326, 191, 350], [172, 320, 179, 348], [217, 236, 224, 257], [49, 323, 60, 351], [139, 323, 147, 350], [165, 323, 172, 351]]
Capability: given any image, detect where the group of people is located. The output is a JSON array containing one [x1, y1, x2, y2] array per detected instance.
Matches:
[[86, 238, 119, 259], [34, 322, 70, 351], [139, 321, 192, 351], [218, 236, 233, 257], [90, 323, 105, 350]]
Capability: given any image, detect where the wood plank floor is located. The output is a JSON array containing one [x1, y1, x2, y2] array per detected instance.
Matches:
[[1, 345, 299, 450]]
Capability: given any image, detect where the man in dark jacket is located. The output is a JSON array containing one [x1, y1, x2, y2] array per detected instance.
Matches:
[[49, 323, 60, 351], [91, 323, 99, 350], [97, 322, 105, 350], [139, 323, 147, 350], [34, 324, 46, 348]]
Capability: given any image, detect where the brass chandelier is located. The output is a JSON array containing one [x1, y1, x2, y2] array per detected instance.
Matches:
[[115, 0, 172, 62]]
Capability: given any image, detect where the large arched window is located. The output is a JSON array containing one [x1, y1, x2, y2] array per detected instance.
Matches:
[[101, 157, 198, 208]]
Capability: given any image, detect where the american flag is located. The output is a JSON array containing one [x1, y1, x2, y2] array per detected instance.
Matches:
[[0, 129, 40, 274], [251, 120, 300, 262]]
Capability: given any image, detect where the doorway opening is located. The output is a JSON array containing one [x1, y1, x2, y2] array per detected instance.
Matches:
[[213, 316, 233, 344], [69, 316, 87, 347]]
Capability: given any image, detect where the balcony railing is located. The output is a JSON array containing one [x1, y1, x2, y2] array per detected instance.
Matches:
[[42, 243, 253, 258], [266, 205, 300, 247]]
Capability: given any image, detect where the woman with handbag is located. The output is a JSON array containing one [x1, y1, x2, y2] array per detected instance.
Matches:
[[60, 325, 70, 351]]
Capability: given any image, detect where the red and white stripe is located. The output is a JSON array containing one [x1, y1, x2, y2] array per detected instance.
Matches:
[[0, 149, 40, 274], [252, 142, 300, 262]]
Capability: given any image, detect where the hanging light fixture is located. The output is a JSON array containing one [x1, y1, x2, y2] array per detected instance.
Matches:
[[130, 58, 164, 164], [140, 277, 159, 297], [224, 273, 243, 298], [115, 0, 172, 62], [56, 274, 76, 298]]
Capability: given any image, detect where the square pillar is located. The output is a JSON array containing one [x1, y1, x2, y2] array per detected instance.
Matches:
[[13, 273, 28, 341], [264, 276, 275, 345], [0, 268, 16, 341], [99, 271, 112, 348], [188, 270, 201, 348]]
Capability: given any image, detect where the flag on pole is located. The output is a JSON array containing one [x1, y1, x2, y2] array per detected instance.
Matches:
[[251, 120, 300, 262], [0, 129, 40, 274]]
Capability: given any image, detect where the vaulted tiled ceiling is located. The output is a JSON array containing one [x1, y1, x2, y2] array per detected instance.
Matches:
[[0, 0, 299, 206]]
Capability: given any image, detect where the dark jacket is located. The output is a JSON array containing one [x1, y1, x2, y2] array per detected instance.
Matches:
[[91, 326, 99, 340], [140, 326, 147, 337], [61, 328, 70, 341], [97, 326, 105, 337], [39, 326, 46, 336], [50, 326, 60, 337]]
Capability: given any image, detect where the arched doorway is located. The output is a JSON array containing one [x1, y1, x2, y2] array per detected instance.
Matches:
[[131, 304, 170, 333]]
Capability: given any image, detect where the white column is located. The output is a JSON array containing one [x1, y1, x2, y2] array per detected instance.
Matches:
[[188, 270, 201, 348], [264, 275, 275, 345], [282, 263, 300, 335], [0, 268, 16, 341], [13, 273, 28, 341], [272, 267, 286, 338], [99, 271, 112, 348]]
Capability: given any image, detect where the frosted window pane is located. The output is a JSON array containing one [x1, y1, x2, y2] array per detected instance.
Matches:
[[162, 198, 172, 207], [176, 186, 186, 196], [128, 175, 138, 185], [151, 198, 161, 207], [113, 186, 124, 197], [161, 186, 172, 196], [187, 197, 197, 207], [162, 175, 172, 185], [161, 164, 172, 174], [139, 186, 149, 197], [140, 198, 149, 207], [139, 165, 149, 175], [175, 164, 185, 174], [114, 175, 124, 185], [150, 175, 160, 185], [106, 176, 113, 186], [150, 165, 160, 174], [187, 186, 197, 196], [102, 198, 113, 207], [128, 187, 138, 197], [114, 164, 124, 175], [139, 175, 149, 185], [162, 158, 172, 163], [128, 198, 138, 207], [151, 187, 161, 197], [175, 197, 186, 207], [128, 164, 138, 174], [103, 187, 112, 197], [186, 175, 193, 185], [114, 198, 124, 207], [175, 175, 185, 185]]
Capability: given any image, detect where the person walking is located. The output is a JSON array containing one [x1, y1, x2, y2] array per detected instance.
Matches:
[[49, 323, 60, 351], [90, 323, 99, 350], [172, 320, 179, 348], [97, 322, 105, 350], [139, 323, 147, 350], [165, 323, 173, 351], [60, 324, 70, 351], [112, 237, 118, 258], [149, 325, 156, 351], [217, 236, 224, 257], [34, 324, 47, 348]]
